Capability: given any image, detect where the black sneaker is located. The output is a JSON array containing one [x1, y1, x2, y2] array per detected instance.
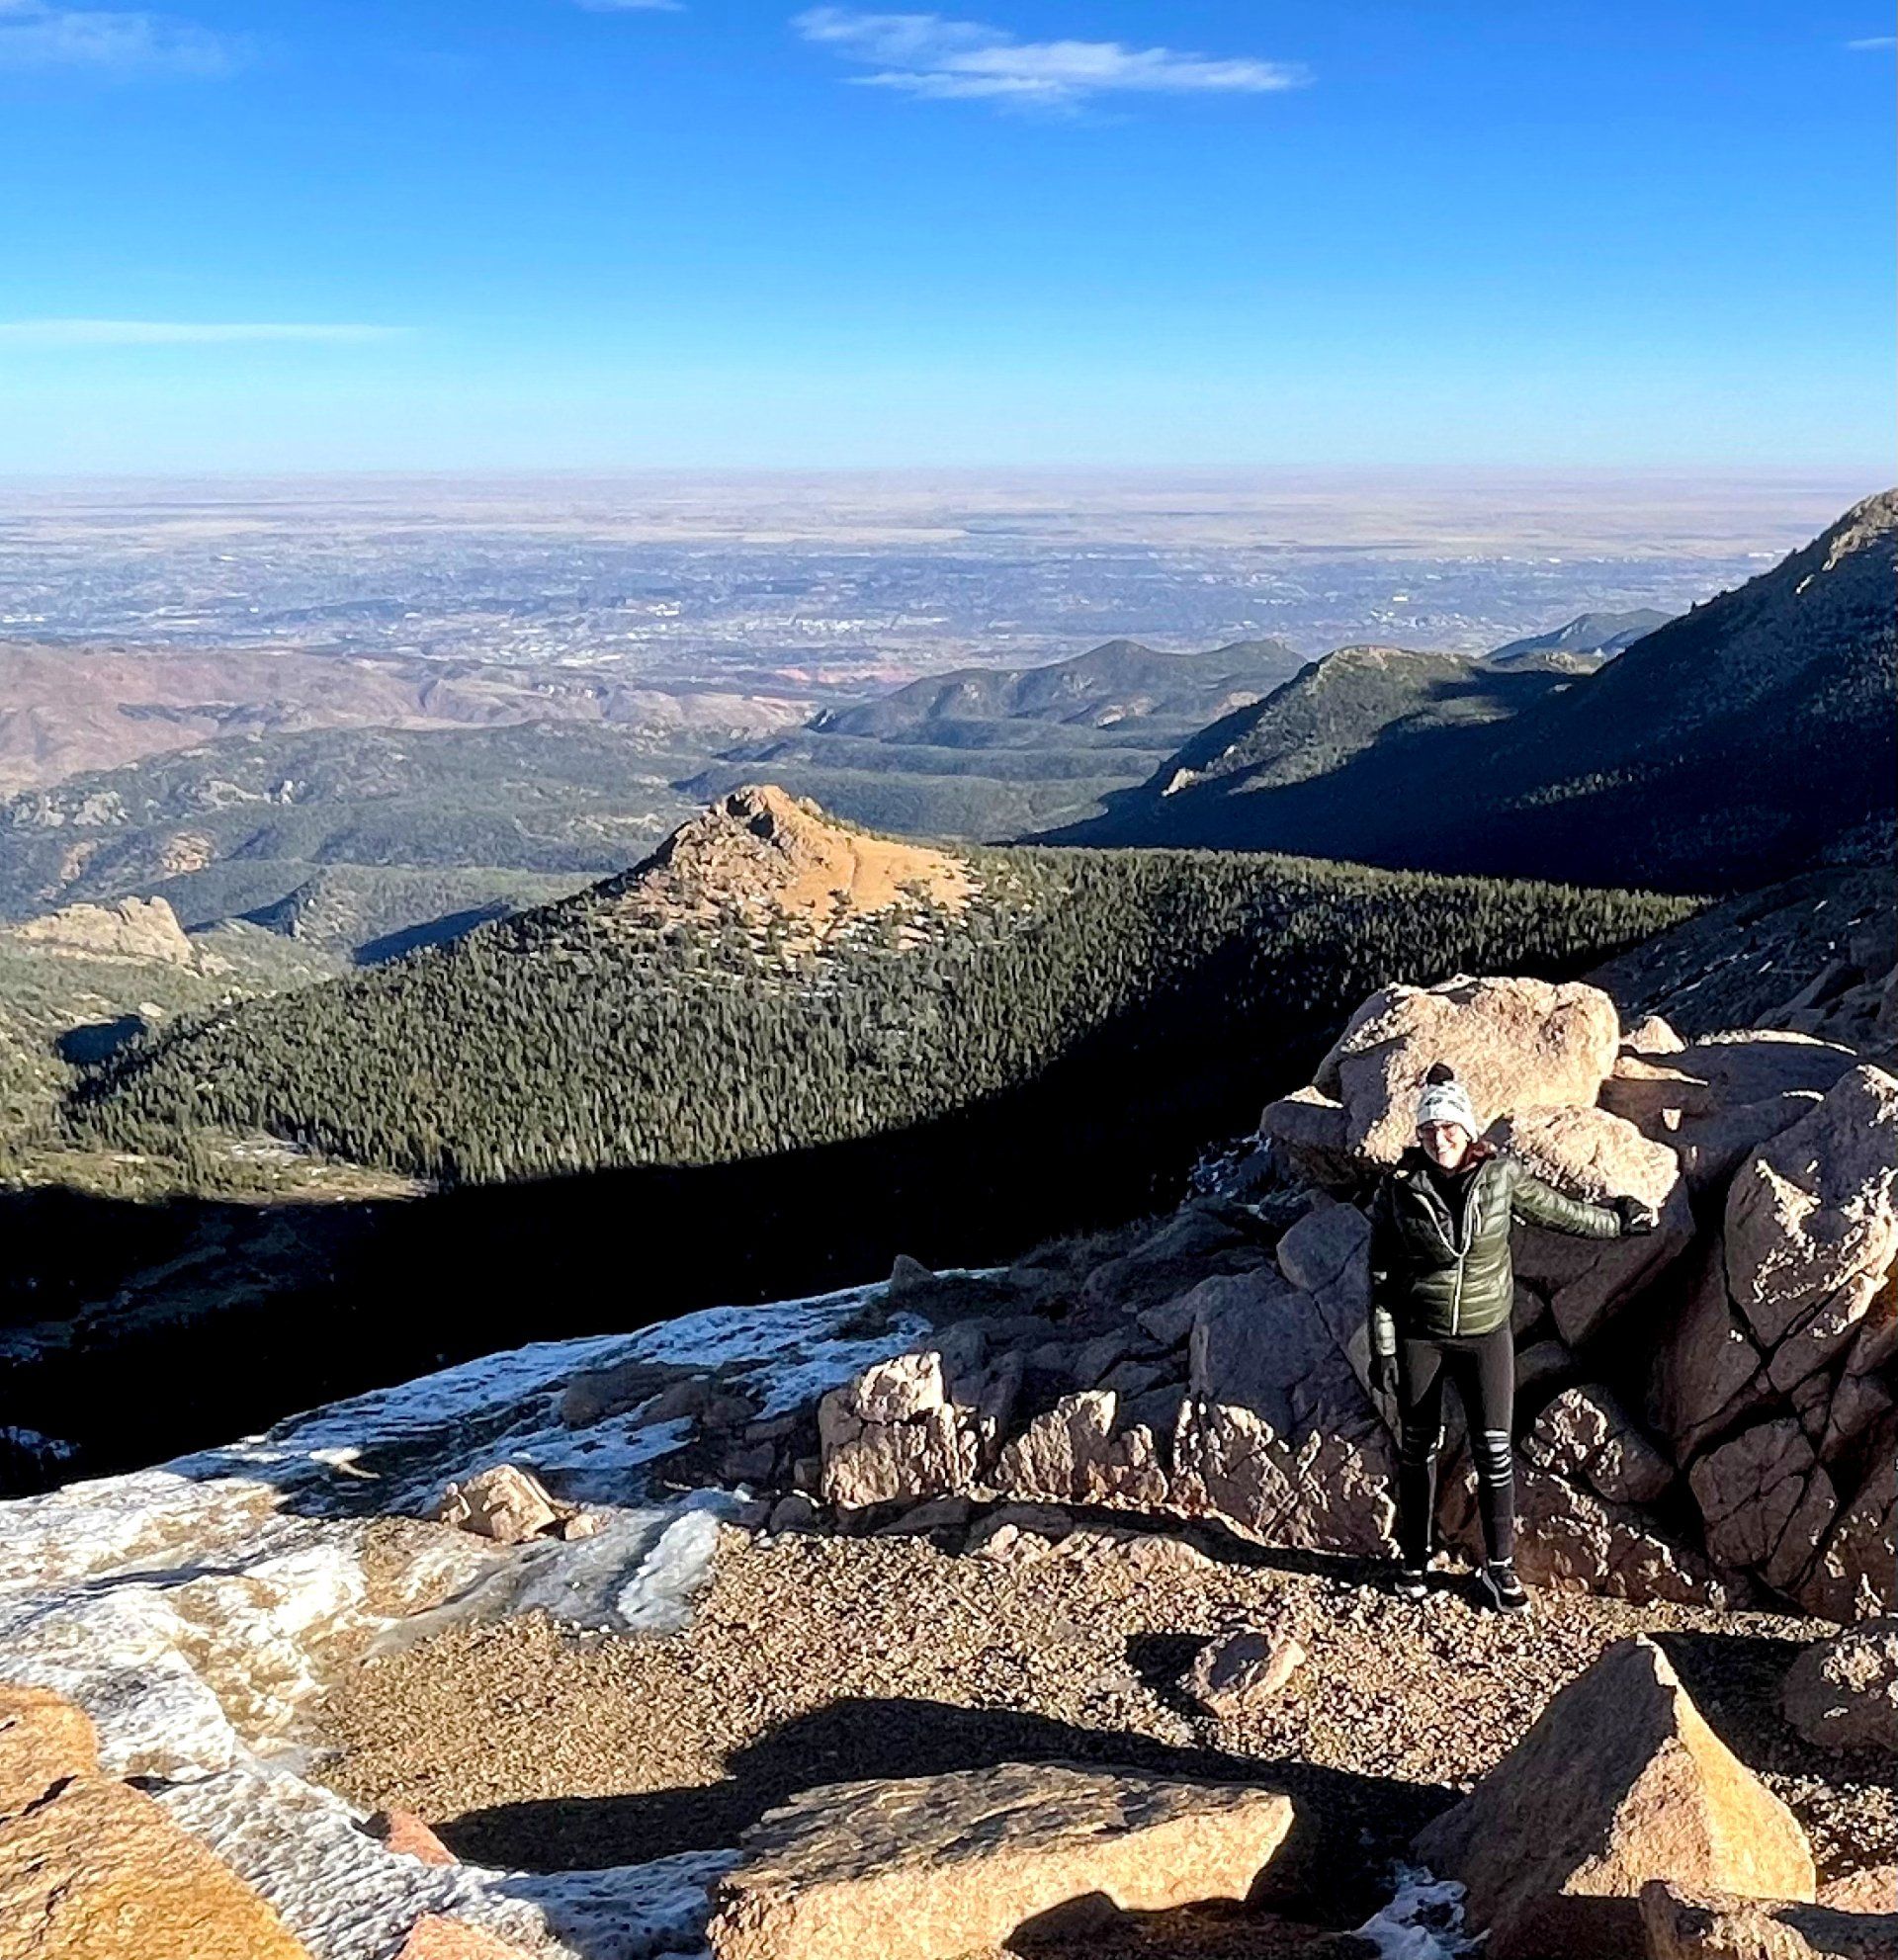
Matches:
[[1393, 1564, 1428, 1601], [1479, 1561, 1530, 1614]]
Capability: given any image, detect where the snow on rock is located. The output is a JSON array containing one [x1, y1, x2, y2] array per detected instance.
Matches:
[[0, 1281, 915, 1960], [180, 1282, 915, 1514], [1352, 1865, 1477, 1960], [503, 1854, 740, 1960], [376, 1496, 736, 1654], [157, 1766, 735, 1960], [0, 1496, 417, 1777]]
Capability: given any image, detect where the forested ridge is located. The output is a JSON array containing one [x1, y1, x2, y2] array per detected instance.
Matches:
[[74, 839, 1694, 1186], [1058, 492, 1897, 892]]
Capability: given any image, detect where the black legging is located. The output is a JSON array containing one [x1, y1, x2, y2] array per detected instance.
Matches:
[[1395, 1325, 1515, 1568]]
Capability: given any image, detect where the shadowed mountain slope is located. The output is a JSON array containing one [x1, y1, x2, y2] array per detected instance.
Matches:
[[1051, 492, 1897, 893], [1138, 647, 1564, 803]]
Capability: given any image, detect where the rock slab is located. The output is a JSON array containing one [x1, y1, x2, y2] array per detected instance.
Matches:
[[394, 1917, 542, 1960], [1782, 1618, 1898, 1753], [704, 1760, 1295, 1960], [0, 1682, 99, 1810], [1412, 1635, 1815, 1960], [1819, 1868, 1897, 1915], [1313, 974, 1621, 1164], [0, 1772, 314, 1960], [434, 1464, 561, 1545], [1183, 1629, 1309, 1717], [369, 1807, 460, 1867]]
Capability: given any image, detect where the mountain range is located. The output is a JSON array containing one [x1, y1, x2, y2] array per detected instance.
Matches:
[[0, 722, 703, 952], [1052, 491, 1897, 893], [0, 643, 803, 795], [698, 636, 1308, 840], [0, 639, 1304, 951], [806, 637, 1303, 740]]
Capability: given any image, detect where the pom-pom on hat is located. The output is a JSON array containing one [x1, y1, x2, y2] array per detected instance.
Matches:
[[1415, 1062, 1479, 1137]]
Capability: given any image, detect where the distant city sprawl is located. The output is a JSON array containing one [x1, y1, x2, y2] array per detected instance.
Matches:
[[0, 471, 1849, 687]]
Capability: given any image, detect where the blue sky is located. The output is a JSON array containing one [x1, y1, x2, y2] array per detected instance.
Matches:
[[0, 1, 1891, 472]]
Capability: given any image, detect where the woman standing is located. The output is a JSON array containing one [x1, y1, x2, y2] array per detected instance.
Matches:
[[1365, 1063, 1657, 1613]]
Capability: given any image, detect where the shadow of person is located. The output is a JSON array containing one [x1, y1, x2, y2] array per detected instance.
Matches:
[[1007, 1891, 1378, 1958], [438, 1694, 1264, 1869], [437, 1691, 1441, 1930]]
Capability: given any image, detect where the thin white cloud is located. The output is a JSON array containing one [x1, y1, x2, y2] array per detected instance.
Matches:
[[1847, 34, 1896, 48], [0, 320, 403, 346], [793, 8, 1306, 109], [0, 0, 237, 75]]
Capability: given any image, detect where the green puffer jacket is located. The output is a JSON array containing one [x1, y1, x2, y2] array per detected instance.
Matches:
[[1367, 1145, 1623, 1353]]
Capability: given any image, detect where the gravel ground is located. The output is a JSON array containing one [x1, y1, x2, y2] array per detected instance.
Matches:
[[315, 1518, 1896, 1941]]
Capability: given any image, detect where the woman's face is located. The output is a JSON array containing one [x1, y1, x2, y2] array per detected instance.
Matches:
[[1419, 1120, 1471, 1169]]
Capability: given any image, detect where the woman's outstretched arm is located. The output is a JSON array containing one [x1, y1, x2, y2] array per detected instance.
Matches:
[[1509, 1164, 1652, 1238]]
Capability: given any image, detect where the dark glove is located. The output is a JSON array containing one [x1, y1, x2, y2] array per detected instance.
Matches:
[[1369, 1349, 1399, 1403], [1614, 1194, 1659, 1236]]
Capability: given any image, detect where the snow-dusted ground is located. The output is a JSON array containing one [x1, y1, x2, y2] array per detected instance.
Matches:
[[0, 1281, 919, 1959], [0, 1274, 1470, 1960]]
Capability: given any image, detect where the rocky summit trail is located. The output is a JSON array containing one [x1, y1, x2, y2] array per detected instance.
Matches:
[[1, 954, 1894, 1959], [316, 1523, 1892, 1901]]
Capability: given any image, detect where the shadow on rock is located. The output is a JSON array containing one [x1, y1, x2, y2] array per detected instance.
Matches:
[[1654, 1626, 1898, 1800], [1008, 1891, 1377, 1958], [437, 1692, 1439, 1923]]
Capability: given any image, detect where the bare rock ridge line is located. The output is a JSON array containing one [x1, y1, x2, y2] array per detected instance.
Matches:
[[1, 892, 197, 966]]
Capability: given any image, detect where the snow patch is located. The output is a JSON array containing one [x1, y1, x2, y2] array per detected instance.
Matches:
[[616, 1503, 727, 1632], [1352, 1864, 1476, 1959], [165, 1279, 919, 1514], [156, 1765, 734, 1960], [0, 1503, 403, 1777], [373, 1495, 736, 1653], [0, 1280, 920, 1955]]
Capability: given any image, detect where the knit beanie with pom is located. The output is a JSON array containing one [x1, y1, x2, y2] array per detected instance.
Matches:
[[1415, 1062, 1479, 1137]]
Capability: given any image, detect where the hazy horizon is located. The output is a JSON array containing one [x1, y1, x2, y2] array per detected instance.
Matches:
[[3, 466, 1875, 680]]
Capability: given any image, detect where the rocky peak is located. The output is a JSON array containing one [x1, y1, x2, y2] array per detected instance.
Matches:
[[4, 894, 197, 967], [1818, 486, 1898, 573], [1311, 642, 1437, 675], [597, 785, 976, 942]]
